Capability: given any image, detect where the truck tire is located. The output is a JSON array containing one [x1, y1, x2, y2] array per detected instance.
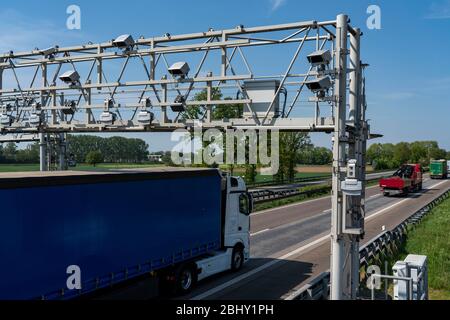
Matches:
[[231, 246, 244, 271], [175, 264, 197, 294]]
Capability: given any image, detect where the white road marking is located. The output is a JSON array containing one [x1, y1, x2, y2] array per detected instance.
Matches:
[[191, 234, 330, 300], [323, 209, 331, 213], [250, 229, 270, 237], [192, 179, 450, 300]]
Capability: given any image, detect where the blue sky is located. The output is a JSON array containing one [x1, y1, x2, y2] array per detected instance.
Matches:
[[1, 0, 449, 151]]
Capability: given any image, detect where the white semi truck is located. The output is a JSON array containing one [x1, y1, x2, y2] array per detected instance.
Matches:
[[0, 168, 252, 299]]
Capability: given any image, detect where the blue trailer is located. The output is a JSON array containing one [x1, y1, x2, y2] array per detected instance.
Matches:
[[0, 169, 251, 300]]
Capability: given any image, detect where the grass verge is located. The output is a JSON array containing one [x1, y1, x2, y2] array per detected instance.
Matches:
[[397, 195, 450, 300], [363, 194, 450, 300]]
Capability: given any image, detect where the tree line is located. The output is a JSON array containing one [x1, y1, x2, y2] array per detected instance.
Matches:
[[0, 143, 40, 164], [66, 135, 149, 164], [0, 135, 149, 165], [367, 141, 449, 170]]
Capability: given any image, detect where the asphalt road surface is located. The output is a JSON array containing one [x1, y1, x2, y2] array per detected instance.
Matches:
[[183, 176, 450, 300]]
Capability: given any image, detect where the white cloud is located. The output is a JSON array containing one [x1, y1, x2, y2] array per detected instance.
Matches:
[[0, 9, 88, 88], [380, 92, 416, 101], [424, 0, 450, 19], [270, 0, 287, 12], [0, 8, 85, 53]]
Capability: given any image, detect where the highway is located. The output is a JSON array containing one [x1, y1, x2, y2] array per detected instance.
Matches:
[[249, 171, 395, 193], [181, 176, 450, 300]]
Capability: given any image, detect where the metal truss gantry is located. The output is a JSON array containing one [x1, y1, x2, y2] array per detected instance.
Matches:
[[0, 14, 368, 300]]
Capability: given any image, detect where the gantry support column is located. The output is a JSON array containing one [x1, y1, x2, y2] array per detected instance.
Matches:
[[348, 27, 363, 299], [330, 14, 350, 300], [39, 133, 48, 172], [58, 133, 67, 171]]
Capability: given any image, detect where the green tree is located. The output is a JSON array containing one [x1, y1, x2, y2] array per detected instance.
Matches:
[[85, 151, 104, 167], [67, 135, 149, 164], [275, 132, 311, 183], [180, 88, 223, 121], [393, 142, 411, 166], [3, 142, 17, 162]]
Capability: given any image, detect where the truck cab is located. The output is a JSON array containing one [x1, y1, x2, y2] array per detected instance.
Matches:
[[430, 160, 448, 179], [170, 173, 252, 294]]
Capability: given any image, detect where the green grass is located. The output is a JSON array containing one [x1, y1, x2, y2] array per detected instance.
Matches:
[[73, 163, 165, 171], [0, 164, 40, 172], [369, 196, 450, 300], [398, 196, 450, 300]]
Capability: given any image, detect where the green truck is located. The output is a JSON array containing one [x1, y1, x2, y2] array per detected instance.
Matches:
[[430, 160, 448, 179]]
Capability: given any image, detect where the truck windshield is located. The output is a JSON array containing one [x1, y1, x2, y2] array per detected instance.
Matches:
[[393, 165, 413, 178]]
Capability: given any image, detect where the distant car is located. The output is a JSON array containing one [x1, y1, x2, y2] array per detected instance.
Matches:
[[68, 160, 77, 167]]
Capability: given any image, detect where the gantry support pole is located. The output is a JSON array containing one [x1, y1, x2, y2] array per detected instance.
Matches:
[[40, 62, 48, 172], [330, 14, 350, 300], [348, 27, 362, 299], [39, 133, 47, 172], [58, 133, 67, 171]]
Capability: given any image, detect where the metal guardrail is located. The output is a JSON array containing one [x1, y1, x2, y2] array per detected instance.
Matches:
[[247, 170, 395, 189], [251, 186, 331, 204], [246, 175, 331, 189], [287, 188, 450, 300], [250, 174, 391, 204]]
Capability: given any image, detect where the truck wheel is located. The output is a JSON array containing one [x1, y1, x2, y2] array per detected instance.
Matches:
[[231, 246, 244, 271], [176, 264, 196, 294]]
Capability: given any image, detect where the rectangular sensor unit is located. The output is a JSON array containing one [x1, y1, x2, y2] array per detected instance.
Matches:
[[243, 80, 280, 119]]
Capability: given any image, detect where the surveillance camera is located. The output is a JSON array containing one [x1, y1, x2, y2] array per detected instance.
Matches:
[[0, 114, 14, 126], [62, 100, 77, 115], [29, 113, 42, 127], [40, 47, 57, 58], [137, 110, 154, 125], [104, 98, 114, 109], [113, 34, 135, 49], [168, 62, 190, 78], [307, 50, 332, 66], [170, 95, 186, 112], [59, 70, 80, 84], [305, 76, 332, 92], [99, 111, 117, 125]]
